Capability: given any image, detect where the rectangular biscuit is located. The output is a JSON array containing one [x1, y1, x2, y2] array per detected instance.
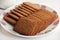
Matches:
[[3, 16, 16, 25], [23, 2, 41, 11], [21, 4, 36, 12]]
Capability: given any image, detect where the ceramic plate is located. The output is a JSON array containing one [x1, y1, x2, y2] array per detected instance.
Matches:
[[0, 2, 59, 38]]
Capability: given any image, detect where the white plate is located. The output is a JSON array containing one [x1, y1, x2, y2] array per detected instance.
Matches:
[[0, 2, 59, 38]]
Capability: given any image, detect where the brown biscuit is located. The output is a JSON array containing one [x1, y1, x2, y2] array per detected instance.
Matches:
[[3, 16, 16, 25], [21, 4, 36, 12], [23, 2, 41, 11]]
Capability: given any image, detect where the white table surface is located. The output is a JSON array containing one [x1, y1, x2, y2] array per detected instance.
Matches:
[[0, 0, 60, 40]]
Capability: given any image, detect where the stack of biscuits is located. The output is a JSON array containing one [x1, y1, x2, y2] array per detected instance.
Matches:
[[3, 2, 41, 25], [3, 2, 58, 36]]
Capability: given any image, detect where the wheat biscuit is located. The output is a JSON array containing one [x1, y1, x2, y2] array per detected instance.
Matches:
[[23, 2, 41, 11], [3, 16, 16, 25]]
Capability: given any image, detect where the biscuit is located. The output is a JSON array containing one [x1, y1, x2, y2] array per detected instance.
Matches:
[[23, 2, 41, 11], [21, 4, 36, 12], [3, 16, 16, 25]]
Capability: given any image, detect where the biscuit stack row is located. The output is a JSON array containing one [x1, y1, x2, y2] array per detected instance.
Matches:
[[3, 2, 58, 36], [3, 2, 41, 25]]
